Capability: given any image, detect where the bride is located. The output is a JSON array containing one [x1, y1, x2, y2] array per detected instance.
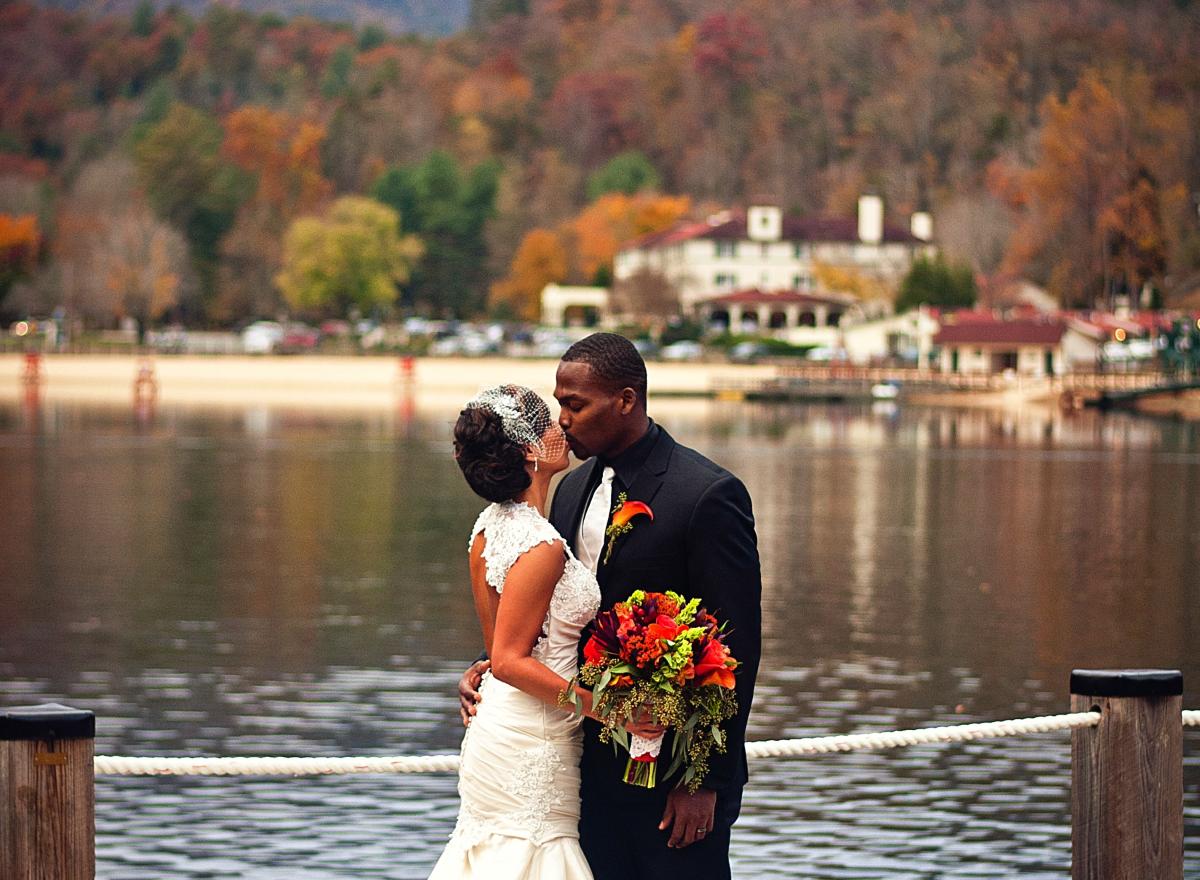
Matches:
[[430, 385, 660, 879]]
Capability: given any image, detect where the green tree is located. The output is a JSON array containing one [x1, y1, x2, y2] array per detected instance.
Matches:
[[134, 103, 249, 307], [372, 151, 499, 315], [357, 24, 388, 52], [131, 0, 155, 37], [321, 46, 355, 99], [896, 255, 977, 312], [586, 151, 661, 200], [276, 196, 423, 315]]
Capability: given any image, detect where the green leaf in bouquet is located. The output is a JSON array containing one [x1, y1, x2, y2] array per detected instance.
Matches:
[[594, 667, 613, 701], [611, 726, 630, 751], [711, 724, 724, 748], [663, 740, 686, 782], [562, 685, 584, 716]]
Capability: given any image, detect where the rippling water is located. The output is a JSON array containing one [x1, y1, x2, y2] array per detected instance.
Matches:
[[1, 398, 1198, 878]]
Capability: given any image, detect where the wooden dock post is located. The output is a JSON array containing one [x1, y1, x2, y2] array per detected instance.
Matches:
[[1070, 669, 1182, 880], [1, 703, 96, 880]]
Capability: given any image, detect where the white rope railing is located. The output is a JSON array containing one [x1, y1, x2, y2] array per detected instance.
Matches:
[[92, 710, 1200, 777], [743, 711, 1100, 757]]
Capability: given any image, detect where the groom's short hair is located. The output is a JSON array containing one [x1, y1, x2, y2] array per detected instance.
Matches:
[[561, 333, 647, 404]]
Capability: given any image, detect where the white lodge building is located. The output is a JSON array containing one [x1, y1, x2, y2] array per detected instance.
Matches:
[[612, 197, 936, 314]]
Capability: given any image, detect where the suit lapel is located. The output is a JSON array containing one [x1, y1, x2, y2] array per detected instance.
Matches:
[[600, 429, 675, 574]]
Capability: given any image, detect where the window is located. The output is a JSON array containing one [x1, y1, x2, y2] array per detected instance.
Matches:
[[715, 241, 736, 258], [714, 273, 737, 288], [793, 242, 809, 259]]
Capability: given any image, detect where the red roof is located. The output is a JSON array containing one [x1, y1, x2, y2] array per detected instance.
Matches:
[[934, 319, 1066, 346], [625, 211, 922, 250], [700, 288, 851, 307]]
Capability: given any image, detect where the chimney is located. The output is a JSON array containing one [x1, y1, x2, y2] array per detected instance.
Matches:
[[910, 211, 933, 242], [747, 205, 782, 242], [858, 195, 883, 245]]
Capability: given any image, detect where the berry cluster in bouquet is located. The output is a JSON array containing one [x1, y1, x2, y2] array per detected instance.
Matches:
[[563, 590, 739, 793]]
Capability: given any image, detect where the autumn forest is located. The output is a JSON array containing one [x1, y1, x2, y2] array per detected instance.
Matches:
[[1, 0, 1198, 328]]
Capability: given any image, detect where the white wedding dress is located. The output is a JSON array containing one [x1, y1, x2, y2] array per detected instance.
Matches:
[[429, 500, 600, 880]]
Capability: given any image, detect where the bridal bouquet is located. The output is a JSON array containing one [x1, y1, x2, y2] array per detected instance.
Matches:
[[564, 590, 739, 792]]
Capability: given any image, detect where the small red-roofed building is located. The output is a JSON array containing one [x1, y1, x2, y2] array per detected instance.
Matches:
[[934, 317, 1104, 375]]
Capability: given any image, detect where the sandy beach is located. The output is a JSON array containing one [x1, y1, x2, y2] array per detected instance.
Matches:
[[0, 353, 779, 412]]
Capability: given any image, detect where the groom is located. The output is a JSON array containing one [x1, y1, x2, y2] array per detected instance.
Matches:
[[460, 332, 761, 879]]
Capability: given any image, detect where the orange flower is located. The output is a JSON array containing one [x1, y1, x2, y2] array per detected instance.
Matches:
[[700, 667, 736, 689], [611, 500, 653, 529]]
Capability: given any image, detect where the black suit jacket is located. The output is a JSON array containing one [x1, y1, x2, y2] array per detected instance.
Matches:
[[549, 425, 761, 819]]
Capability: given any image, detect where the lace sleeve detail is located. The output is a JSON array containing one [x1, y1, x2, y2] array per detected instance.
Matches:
[[469, 503, 565, 593]]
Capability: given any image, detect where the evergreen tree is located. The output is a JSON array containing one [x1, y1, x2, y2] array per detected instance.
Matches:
[[372, 151, 499, 315], [896, 256, 977, 312]]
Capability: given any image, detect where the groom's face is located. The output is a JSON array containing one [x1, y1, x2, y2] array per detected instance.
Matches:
[[553, 361, 628, 461]]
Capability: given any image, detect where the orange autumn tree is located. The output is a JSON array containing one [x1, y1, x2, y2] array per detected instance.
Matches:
[[222, 106, 332, 217], [1001, 67, 1186, 307], [217, 106, 333, 318], [0, 214, 40, 304], [489, 228, 569, 320], [567, 192, 691, 283]]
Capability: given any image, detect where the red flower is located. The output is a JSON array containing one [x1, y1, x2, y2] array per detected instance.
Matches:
[[647, 613, 684, 643], [582, 608, 622, 664], [694, 638, 736, 689]]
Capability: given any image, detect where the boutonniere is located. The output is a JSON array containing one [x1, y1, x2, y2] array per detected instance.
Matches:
[[603, 493, 654, 565]]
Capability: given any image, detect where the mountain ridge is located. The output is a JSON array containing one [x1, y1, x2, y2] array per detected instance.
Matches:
[[33, 0, 471, 36]]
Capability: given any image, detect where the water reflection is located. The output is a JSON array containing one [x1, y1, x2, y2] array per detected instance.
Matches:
[[1, 399, 1197, 878]]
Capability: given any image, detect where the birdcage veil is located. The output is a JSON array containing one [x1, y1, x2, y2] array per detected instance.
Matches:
[[464, 385, 566, 461]]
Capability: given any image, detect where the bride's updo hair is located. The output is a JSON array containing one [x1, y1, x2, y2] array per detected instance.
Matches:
[[453, 386, 553, 503]]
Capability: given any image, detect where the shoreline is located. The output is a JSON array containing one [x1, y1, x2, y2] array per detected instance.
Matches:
[[4, 353, 1184, 417]]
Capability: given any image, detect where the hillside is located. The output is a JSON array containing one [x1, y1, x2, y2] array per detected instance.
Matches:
[[1, 0, 1198, 324]]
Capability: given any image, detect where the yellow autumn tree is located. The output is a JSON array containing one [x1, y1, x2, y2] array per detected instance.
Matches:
[[276, 196, 423, 315], [812, 262, 889, 302], [490, 228, 569, 320]]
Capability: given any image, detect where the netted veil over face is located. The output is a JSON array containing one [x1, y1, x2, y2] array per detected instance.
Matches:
[[464, 385, 567, 462]]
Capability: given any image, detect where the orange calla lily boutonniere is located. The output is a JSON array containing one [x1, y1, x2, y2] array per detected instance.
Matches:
[[603, 492, 653, 565]]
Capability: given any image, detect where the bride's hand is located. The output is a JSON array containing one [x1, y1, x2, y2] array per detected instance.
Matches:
[[623, 706, 665, 739]]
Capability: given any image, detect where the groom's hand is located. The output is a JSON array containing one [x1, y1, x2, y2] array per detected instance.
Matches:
[[457, 659, 490, 726], [659, 786, 716, 849]]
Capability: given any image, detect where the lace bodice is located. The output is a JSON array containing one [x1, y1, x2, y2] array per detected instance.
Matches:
[[469, 501, 600, 678]]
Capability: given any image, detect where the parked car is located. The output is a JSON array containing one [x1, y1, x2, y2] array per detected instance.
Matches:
[[728, 341, 769, 363], [241, 321, 284, 354], [278, 323, 320, 353], [660, 340, 703, 362]]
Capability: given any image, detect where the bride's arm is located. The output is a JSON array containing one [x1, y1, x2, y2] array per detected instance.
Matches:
[[491, 542, 663, 736], [489, 540, 590, 712]]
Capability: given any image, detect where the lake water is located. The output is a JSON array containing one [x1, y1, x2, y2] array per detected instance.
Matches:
[[1, 397, 1198, 878]]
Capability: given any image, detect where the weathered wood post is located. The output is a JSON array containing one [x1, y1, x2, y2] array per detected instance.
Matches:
[[0, 703, 95, 880], [1070, 669, 1182, 880]]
